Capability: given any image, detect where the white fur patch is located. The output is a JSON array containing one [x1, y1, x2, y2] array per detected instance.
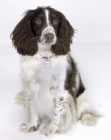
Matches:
[[45, 9, 49, 26], [40, 9, 56, 46]]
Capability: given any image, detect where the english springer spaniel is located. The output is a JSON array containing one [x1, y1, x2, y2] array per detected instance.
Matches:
[[11, 6, 102, 136]]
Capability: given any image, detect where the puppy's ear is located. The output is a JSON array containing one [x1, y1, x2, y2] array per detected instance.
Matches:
[[52, 13, 75, 55], [10, 10, 38, 56]]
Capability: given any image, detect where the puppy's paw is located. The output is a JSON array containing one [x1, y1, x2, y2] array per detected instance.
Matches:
[[81, 113, 97, 126], [20, 122, 39, 133], [41, 123, 58, 136]]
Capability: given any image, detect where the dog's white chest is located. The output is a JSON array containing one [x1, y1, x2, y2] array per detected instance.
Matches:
[[20, 54, 68, 118]]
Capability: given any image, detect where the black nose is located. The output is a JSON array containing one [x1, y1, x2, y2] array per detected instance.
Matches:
[[45, 33, 54, 42]]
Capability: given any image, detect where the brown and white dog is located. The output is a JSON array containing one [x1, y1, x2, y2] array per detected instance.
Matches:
[[11, 6, 102, 136]]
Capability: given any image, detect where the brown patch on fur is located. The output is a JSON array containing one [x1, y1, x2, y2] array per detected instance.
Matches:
[[50, 86, 58, 92], [59, 97, 64, 101], [10, 10, 38, 56], [51, 11, 75, 55], [76, 77, 85, 98], [65, 54, 77, 105], [65, 54, 85, 108]]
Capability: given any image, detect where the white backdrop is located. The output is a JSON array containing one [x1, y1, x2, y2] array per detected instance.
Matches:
[[0, 0, 111, 140], [0, 0, 111, 45]]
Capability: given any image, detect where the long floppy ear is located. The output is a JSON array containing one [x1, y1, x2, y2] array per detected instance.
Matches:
[[10, 10, 38, 56], [51, 14, 74, 55]]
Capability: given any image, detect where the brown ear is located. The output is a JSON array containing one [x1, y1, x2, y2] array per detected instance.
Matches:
[[51, 15, 74, 55], [10, 10, 38, 56]]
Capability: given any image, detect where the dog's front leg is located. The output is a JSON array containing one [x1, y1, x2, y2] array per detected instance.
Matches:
[[20, 91, 39, 133], [41, 90, 75, 136]]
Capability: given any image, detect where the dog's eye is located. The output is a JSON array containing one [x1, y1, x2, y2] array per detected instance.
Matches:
[[53, 19, 57, 25], [36, 19, 42, 25]]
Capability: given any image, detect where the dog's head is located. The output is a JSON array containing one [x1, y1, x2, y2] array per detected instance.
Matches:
[[11, 7, 74, 56]]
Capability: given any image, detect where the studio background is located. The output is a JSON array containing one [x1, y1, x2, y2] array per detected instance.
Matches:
[[0, 0, 111, 140]]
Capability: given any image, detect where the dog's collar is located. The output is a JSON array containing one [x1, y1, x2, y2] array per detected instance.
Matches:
[[41, 56, 53, 60], [42, 57, 48, 59], [34, 51, 54, 60]]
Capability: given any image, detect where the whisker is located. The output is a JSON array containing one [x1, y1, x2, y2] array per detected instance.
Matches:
[[56, 37, 62, 41], [56, 42, 59, 46], [56, 38, 60, 42], [30, 36, 40, 40], [57, 40, 60, 45], [56, 40, 60, 46], [32, 39, 39, 42], [57, 39, 60, 44], [29, 36, 40, 43], [29, 39, 40, 44]]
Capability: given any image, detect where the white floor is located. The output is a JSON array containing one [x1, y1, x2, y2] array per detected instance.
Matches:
[[0, 42, 111, 140]]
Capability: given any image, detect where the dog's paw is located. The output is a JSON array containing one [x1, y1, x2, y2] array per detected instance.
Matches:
[[41, 123, 58, 136], [20, 122, 39, 133], [81, 113, 97, 126]]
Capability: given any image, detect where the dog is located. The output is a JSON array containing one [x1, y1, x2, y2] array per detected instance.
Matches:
[[11, 6, 102, 136]]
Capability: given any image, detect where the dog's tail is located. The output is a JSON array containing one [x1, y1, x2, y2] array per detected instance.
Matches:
[[76, 93, 104, 126], [15, 90, 28, 109]]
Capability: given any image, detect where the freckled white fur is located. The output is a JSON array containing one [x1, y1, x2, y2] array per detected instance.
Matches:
[[20, 48, 69, 119], [18, 47, 77, 134]]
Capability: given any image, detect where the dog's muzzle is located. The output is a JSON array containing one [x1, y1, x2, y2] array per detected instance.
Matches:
[[41, 26, 56, 45]]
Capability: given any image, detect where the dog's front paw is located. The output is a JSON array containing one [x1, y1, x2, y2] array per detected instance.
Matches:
[[41, 123, 58, 136], [20, 122, 39, 133]]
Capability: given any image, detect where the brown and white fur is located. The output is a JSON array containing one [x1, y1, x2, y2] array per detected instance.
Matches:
[[11, 7, 102, 136]]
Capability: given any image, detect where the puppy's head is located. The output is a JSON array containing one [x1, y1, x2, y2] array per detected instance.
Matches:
[[11, 7, 75, 56]]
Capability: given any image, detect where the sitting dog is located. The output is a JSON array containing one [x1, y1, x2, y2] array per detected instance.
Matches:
[[11, 6, 102, 136]]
